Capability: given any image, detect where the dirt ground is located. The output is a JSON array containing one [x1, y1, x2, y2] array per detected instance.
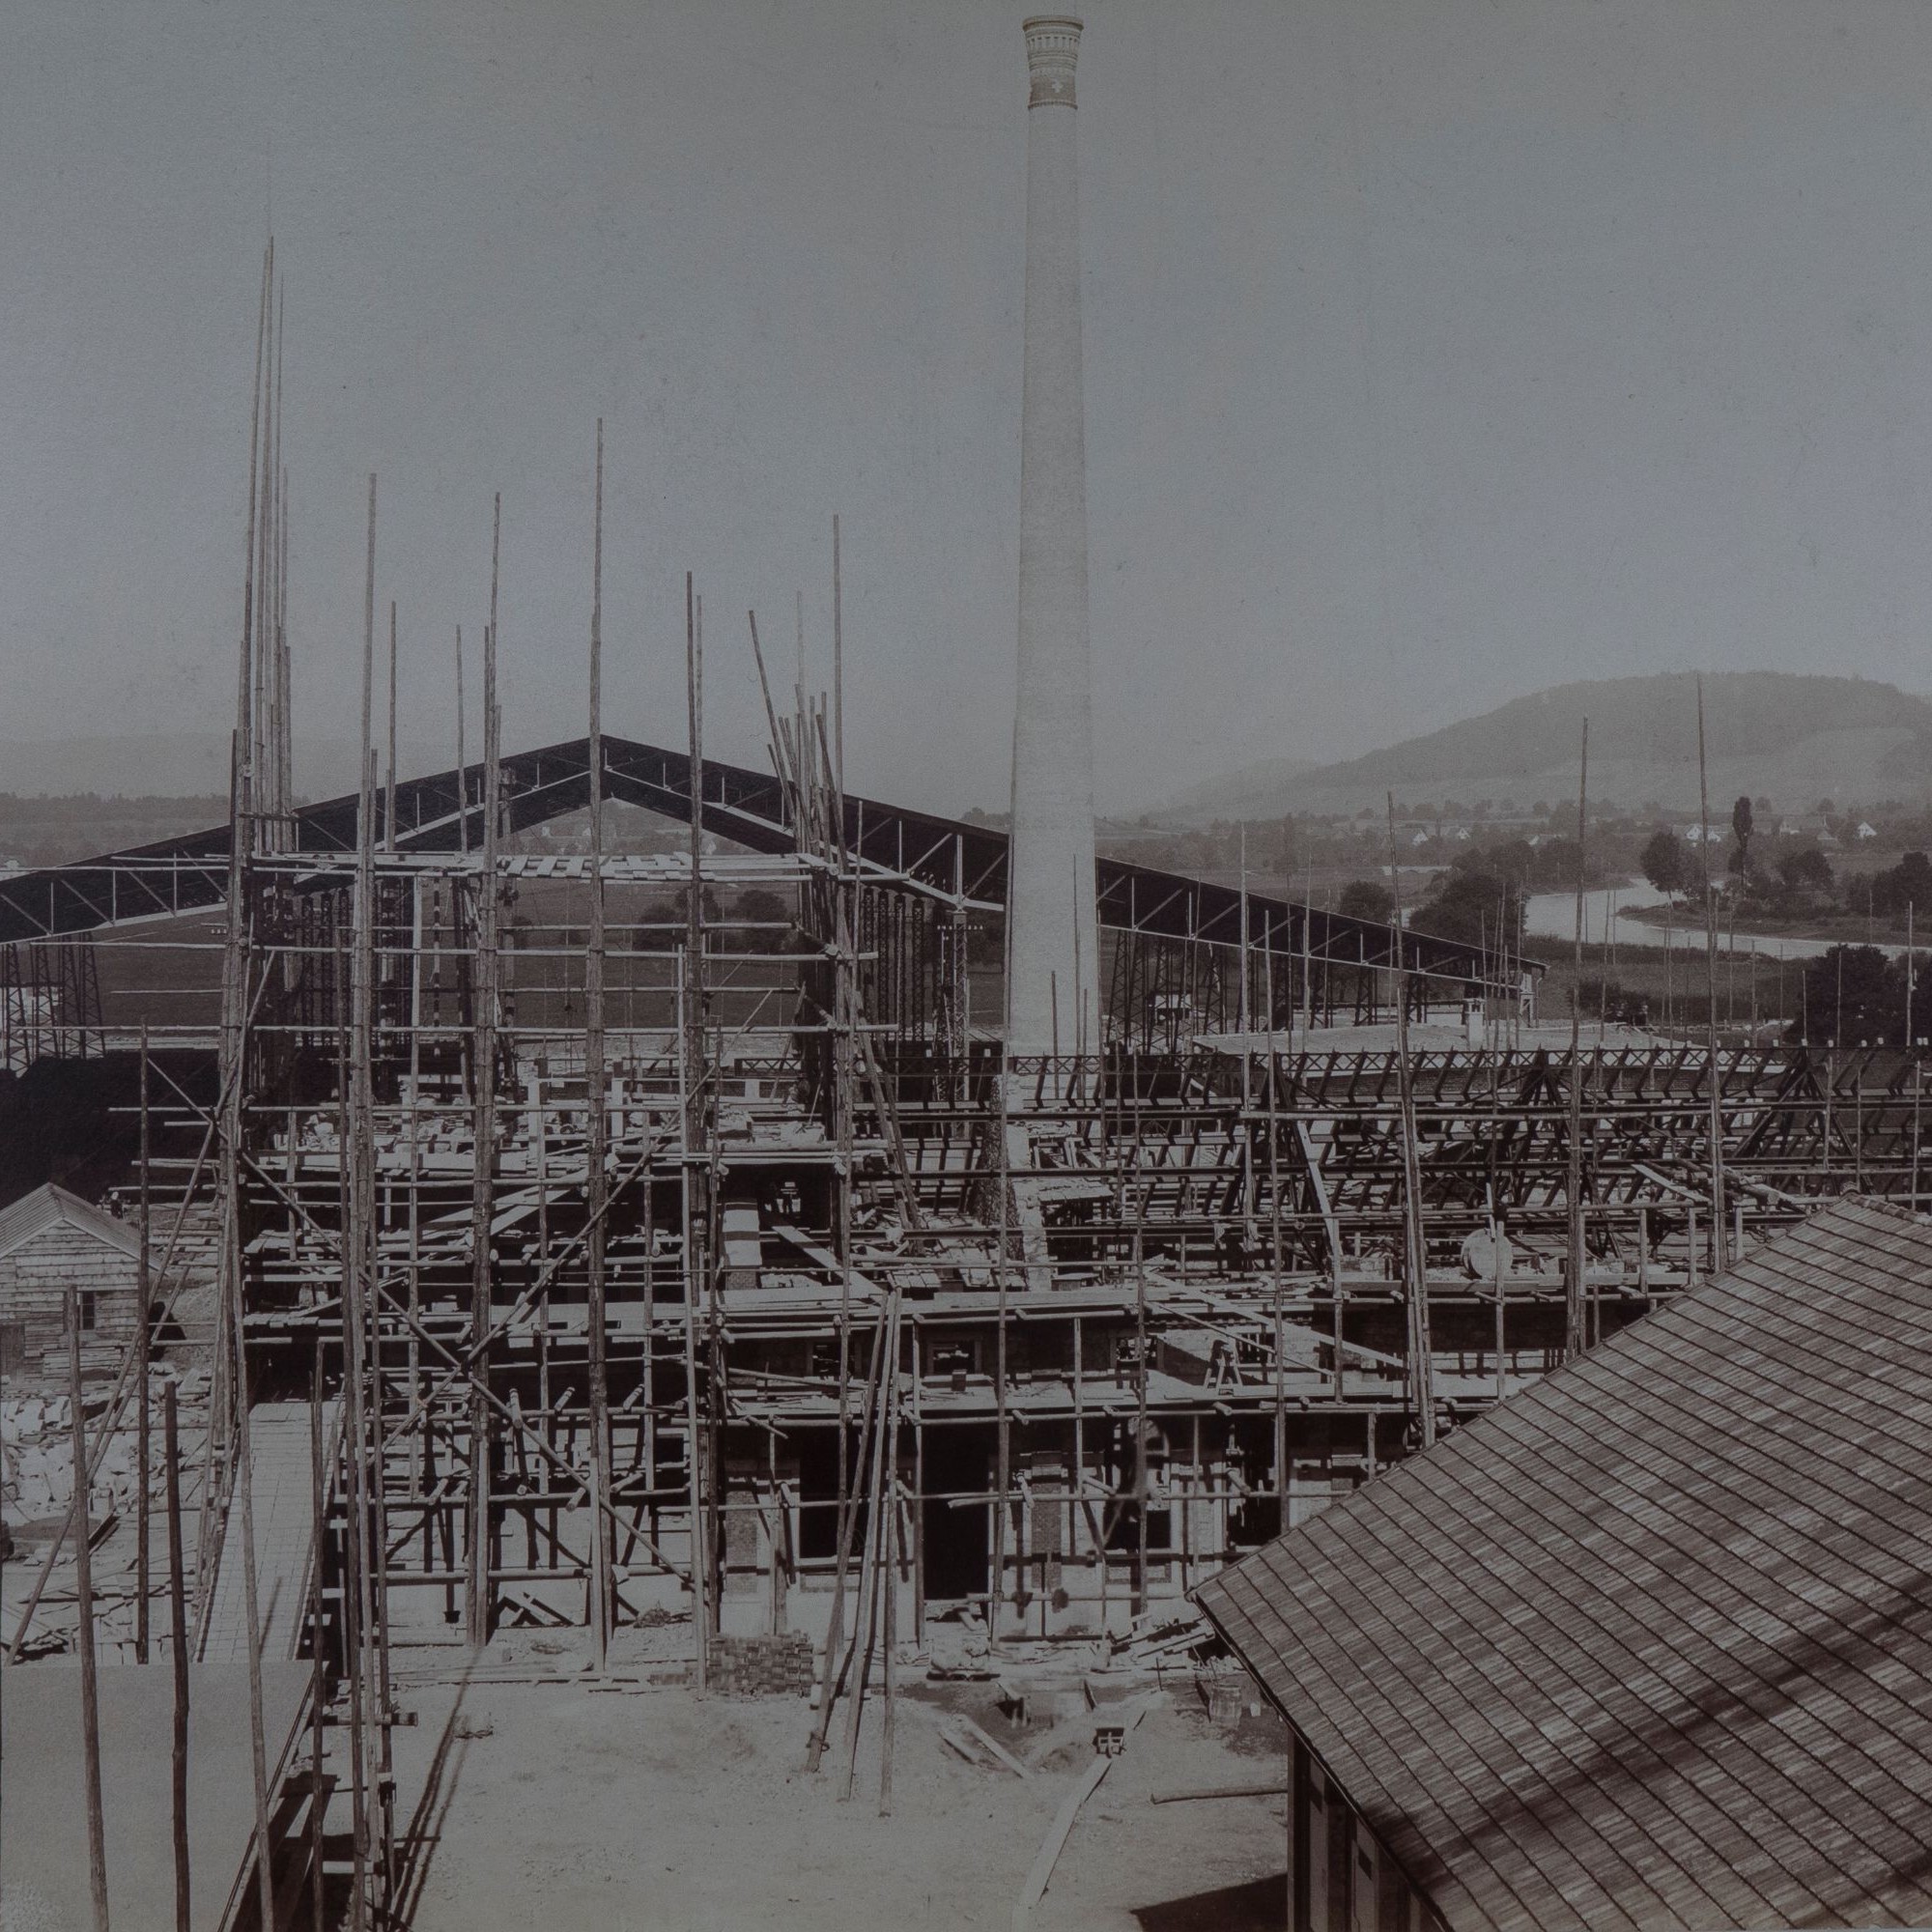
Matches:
[[384, 1642, 1286, 1932]]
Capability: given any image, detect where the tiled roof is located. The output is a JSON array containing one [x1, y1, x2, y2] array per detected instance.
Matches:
[[0, 1182, 140, 1264], [1195, 1196, 1932, 1932]]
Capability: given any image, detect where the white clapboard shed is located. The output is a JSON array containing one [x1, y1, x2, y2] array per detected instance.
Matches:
[[0, 1181, 141, 1374]]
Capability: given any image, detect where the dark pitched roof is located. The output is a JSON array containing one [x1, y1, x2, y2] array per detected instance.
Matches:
[[1195, 1197, 1932, 1932]]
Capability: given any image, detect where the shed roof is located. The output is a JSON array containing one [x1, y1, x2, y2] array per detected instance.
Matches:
[[1195, 1196, 1932, 1932], [0, 1182, 141, 1266]]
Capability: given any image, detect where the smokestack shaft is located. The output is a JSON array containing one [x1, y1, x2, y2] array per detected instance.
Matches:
[[1008, 14, 1099, 1061]]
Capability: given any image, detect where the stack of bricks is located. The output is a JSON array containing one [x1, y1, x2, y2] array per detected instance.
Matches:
[[707, 1633, 816, 1697]]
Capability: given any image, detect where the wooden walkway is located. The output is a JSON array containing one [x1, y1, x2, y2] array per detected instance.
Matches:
[[199, 1399, 338, 1664]]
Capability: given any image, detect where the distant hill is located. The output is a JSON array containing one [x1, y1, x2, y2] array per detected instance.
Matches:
[[1158, 754, 1318, 822], [1151, 672, 1932, 822]]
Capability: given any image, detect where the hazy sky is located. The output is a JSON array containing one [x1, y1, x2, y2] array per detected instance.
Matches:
[[7, 0, 1932, 813]]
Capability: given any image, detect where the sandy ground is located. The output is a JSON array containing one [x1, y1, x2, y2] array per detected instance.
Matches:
[[383, 1645, 1285, 1932]]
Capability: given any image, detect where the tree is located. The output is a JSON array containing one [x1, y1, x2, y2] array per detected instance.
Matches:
[[1413, 867, 1524, 950], [1528, 835, 1590, 891], [1777, 847, 1833, 895], [1869, 850, 1932, 921], [1791, 944, 1906, 1045], [1462, 838, 1536, 890], [1730, 796, 1755, 876], [721, 887, 794, 953], [1640, 827, 1690, 900], [1337, 878, 1395, 925]]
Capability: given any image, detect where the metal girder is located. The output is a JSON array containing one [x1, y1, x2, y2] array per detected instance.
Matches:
[[0, 737, 1521, 993]]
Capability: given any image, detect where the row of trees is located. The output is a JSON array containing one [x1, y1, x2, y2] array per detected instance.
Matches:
[[1642, 810, 1932, 930], [1639, 823, 1835, 904], [1337, 840, 1584, 950]]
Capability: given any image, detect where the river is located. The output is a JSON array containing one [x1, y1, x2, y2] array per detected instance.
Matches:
[[1520, 888, 1915, 963]]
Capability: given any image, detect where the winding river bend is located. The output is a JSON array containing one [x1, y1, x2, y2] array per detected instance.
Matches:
[[1521, 888, 1915, 964]]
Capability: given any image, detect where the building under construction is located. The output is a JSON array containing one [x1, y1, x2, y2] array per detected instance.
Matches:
[[5, 16, 1930, 1929]]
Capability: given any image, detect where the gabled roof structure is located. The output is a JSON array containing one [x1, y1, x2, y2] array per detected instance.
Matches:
[[0, 1182, 140, 1264], [0, 735, 1535, 990], [1197, 1196, 1932, 1932]]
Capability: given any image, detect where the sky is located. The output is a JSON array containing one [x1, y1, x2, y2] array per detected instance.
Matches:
[[6, 0, 1932, 814]]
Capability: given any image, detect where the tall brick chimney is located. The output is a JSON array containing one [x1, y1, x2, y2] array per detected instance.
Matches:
[[1007, 15, 1099, 1062]]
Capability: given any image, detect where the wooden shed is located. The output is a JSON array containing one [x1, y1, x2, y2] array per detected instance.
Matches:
[[1197, 1196, 1932, 1932], [0, 1182, 142, 1375]]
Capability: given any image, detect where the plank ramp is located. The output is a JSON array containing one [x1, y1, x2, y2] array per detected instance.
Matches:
[[199, 1399, 337, 1663]]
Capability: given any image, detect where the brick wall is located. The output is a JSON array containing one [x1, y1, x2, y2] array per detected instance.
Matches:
[[706, 1632, 815, 1697]]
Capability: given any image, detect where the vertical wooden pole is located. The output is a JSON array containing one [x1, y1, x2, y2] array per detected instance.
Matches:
[[1492, 1182, 1507, 1402], [309, 1341, 327, 1932], [165, 1380, 191, 1932], [840, 1294, 897, 1802], [793, 589, 808, 845], [676, 959, 708, 1692], [909, 1321, 924, 1650], [386, 602, 399, 854], [1566, 723, 1589, 1362], [406, 897, 424, 1478], [1237, 832, 1251, 1110], [832, 514, 844, 799], [236, 242, 270, 861], [221, 553, 278, 1932], [251, 251, 275, 816], [330, 476, 383, 1932], [354, 569, 398, 1904], [136, 1023, 152, 1662], [468, 497, 502, 1651], [267, 280, 285, 838], [1383, 795, 1435, 1450], [640, 1100, 657, 1567], [819, 712, 857, 1726], [1267, 954, 1287, 1516], [455, 625, 468, 857], [1132, 1151, 1151, 1616], [877, 1311, 900, 1817], [1696, 678, 1727, 1273], [809, 1298, 886, 1768], [682, 573, 713, 1681], [70, 1299, 112, 1932], [1915, 1057, 1923, 1212], [585, 421, 614, 1671], [276, 447, 291, 841], [993, 1031, 1010, 1638], [704, 1017, 725, 1640], [332, 982, 371, 1932]]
